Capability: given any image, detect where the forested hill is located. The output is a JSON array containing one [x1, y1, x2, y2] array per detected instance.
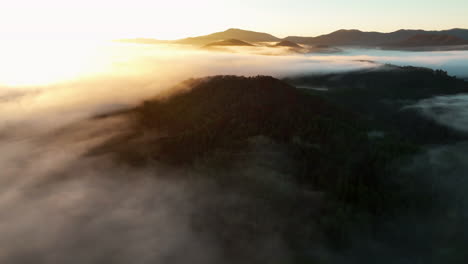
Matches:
[[85, 73, 468, 263], [285, 65, 468, 144]]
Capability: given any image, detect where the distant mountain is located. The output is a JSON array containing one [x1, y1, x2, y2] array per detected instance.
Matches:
[[284, 28, 468, 47], [116, 28, 468, 50], [386, 34, 468, 47], [176, 28, 280, 45], [204, 39, 254, 47], [274, 40, 302, 48], [285, 29, 390, 46], [443, 28, 468, 40]]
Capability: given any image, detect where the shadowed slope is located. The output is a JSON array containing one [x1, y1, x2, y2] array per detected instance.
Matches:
[[285, 65, 468, 143], [87, 75, 461, 263], [204, 39, 254, 47], [177, 28, 280, 45], [284, 28, 468, 47], [386, 34, 468, 47], [274, 40, 303, 48]]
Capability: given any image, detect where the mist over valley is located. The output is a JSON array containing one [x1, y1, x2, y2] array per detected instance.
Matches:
[[1, 23, 468, 263]]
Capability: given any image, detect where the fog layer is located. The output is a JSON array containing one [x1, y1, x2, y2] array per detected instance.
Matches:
[[1, 43, 468, 263]]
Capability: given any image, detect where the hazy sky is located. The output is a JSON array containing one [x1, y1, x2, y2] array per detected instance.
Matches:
[[1, 0, 467, 40]]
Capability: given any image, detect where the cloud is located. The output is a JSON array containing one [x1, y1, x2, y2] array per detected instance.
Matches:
[[0, 111, 301, 263], [0, 43, 377, 130], [1, 42, 467, 263], [330, 49, 468, 78], [409, 94, 468, 133]]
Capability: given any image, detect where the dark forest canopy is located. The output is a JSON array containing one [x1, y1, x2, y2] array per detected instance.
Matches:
[[86, 69, 468, 262], [285, 65, 468, 144]]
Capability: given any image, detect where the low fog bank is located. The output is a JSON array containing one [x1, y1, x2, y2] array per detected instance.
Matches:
[[1, 43, 468, 263], [366, 142, 468, 264], [0, 43, 377, 131], [1, 54, 316, 261], [410, 94, 468, 133], [338, 49, 468, 78], [2, 43, 467, 130], [0, 115, 297, 263], [338, 95, 468, 263], [2, 112, 468, 263], [310, 139, 468, 263]]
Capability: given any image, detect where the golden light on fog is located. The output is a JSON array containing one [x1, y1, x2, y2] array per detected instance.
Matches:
[[0, 0, 237, 41], [0, 40, 108, 86], [0, 0, 231, 87]]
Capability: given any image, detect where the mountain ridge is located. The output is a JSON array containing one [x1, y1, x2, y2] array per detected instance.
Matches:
[[384, 34, 468, 47], [284, 28, 468, 46], [175, 28, 280, 45], [203, 39, 254, 48], [119, 27, 468, 49]]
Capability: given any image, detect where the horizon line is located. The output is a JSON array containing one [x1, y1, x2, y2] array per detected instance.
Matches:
[[123, 27, 468, 41]]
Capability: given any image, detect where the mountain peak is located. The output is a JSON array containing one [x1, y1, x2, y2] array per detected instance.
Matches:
[[225, 28, 243, 32], [204, 39, 254, 47], [177, 28, 280, 45], [334, 29, 363, 33], [275, 40, 302, 48]]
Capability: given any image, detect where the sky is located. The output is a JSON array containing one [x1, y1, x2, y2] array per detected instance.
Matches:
[[0, 0, 467, 40]]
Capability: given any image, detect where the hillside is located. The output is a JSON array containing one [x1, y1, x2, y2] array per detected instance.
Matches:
[[284, 28, 468, 47], [285, 29, 419, 46], [176, 28, 280, 46], [184, 28, 468, 48], [94, 75, 417, 220], [386, 34, 468, 47], [274, 40, 302, 48], [85, 73, 468, 263], [203, 39, 254, 47], [102, 76, 354, 164], [285, 65, 468, 143], [115, 28, 468, 50]]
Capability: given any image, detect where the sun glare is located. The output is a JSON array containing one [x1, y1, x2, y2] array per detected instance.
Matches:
[[0, 39, 109, 87]]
